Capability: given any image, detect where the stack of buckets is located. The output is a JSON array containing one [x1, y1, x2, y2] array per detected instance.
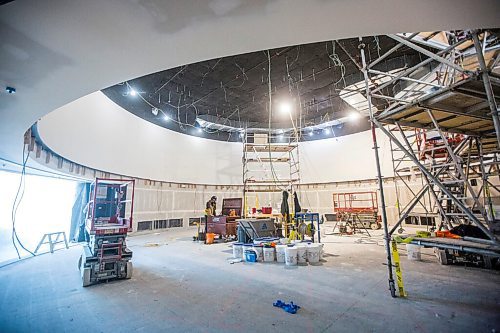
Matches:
[[232, 237, 324, 266]]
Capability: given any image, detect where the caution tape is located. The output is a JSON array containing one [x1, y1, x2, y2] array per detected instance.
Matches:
[[391, 240, 407, 298]]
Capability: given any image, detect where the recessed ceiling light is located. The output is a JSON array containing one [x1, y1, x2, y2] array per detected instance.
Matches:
[[129, 88, 137, 96]]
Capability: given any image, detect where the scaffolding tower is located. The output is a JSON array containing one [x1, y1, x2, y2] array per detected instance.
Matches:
[[357, 30, 500, 296], [389, 128, 436, 231], [242, 131, 300, 230]]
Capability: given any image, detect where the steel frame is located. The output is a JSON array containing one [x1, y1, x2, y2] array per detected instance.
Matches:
[[358, 30, 500, 296]]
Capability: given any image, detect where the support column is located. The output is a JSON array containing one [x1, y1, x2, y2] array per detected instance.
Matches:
[[359, 37, 396, 297]]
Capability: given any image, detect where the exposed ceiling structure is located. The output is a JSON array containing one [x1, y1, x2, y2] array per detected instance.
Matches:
[[1, 0, 499, 168], [103, 35, 425, 141]]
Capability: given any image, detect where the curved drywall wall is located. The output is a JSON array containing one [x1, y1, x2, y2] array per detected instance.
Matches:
[[1, 0, 499, 169], [37, 92, 395, 184], [37, 92, 243, 184]]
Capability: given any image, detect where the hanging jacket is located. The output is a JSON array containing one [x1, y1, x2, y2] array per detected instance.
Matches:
[[281, 191, 290, 221], [293, 192, 302, 214]]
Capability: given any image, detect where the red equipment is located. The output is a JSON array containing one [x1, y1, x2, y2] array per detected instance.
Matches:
[[79, 178, 135, 286], [415, 129, 464, 161], [333, 191, 382, 233], [207, 198, 242, 239]]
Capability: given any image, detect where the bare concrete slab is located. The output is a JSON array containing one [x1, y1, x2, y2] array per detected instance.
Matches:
[[0, 228, 498, 332]]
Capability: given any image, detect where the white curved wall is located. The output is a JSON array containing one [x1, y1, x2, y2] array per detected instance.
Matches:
[[37, 92, 395, 184], [300, 129, 394, 183], [37, 92, 243, 184], [2, 0, 499, 168]]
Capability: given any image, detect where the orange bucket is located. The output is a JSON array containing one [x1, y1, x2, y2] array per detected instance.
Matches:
[[206, 233, 216, 244]]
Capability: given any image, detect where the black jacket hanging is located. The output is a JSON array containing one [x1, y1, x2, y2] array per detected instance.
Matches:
[[281, 191, 290, 221], [293, 192, 302, 214]]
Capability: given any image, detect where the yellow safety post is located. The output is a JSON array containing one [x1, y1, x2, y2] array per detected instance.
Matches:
[[244, 195, 248, 218], [391, 240, 407, 297]]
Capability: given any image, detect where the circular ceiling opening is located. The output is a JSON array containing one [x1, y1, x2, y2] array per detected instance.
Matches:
[[102, 35, 422, 142]]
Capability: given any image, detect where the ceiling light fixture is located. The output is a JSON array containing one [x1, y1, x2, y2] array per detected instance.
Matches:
[[278, 101, 293, 114], [349, 112, 361, 121], [129, 88, 137, 97]]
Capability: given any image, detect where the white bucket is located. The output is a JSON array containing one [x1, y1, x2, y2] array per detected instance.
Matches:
[[296, 244, 307, 264], [253, 245, 264, 262], [307, 243, 321, 264], [318, 243, 324, 261], [406, 244, 422, 261], [253, 238, 266, 245], [275, 244, 287, 263], [232, 243, 243, 259], [263, 246, 275, 262], [285, 246, 298, 266], [280, 238, 289, 245]]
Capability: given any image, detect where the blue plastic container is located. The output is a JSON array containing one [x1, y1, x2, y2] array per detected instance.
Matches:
[[245, 250, 257, 262]]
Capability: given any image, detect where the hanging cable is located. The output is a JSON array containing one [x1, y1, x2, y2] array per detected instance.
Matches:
[[265, 50, 288, 191], [11, 143, 36, 259]]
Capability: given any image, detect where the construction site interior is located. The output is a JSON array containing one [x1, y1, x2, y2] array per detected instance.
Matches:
[[0, 2, 499, 332]]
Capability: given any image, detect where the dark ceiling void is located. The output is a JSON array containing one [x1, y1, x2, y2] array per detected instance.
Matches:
[[102, 35, 425, 142]]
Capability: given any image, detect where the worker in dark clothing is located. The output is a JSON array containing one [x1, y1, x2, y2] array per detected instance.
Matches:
[[204, 196, 217, 244], [206, 196, 217, 216]]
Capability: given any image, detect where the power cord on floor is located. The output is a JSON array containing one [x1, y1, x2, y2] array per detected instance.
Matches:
[[11, 143, 36, 259]]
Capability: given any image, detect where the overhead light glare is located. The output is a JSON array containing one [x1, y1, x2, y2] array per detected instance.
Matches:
[[164, 114, 170, 121], [323, 128, 331, 135], [129, 88, 137, 97], [278, 101, 293, 114], [349, 112, 361, 121]]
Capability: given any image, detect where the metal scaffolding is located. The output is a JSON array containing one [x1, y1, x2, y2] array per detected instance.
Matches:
[[358, 30, 500, 296], [242, 130, 300, 224]]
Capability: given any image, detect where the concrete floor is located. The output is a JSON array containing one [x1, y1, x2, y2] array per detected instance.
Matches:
[[0, 226, 499, 333]]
